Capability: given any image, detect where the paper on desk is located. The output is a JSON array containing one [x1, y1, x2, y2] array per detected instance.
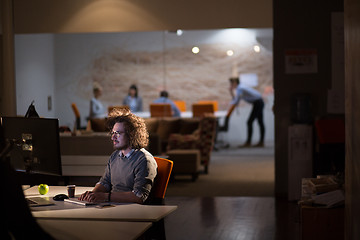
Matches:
[[311, 189, 344, 208]]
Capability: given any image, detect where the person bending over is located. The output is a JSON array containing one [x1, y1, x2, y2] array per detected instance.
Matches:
[[229, 77, 265, 147], [79, 108, 157, 203]]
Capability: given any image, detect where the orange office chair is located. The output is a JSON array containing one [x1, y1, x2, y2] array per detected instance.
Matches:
[[150, 103, 173, 117], [216, 104, 237, 149], [198, 100, 218, 112], [145, 157, 173, 239], [173, 100, 186, 112], [151, 157, 173, 203], [192, 103, 214, 118], [219, 104, 236, 131], [71, 103, 81, 130]]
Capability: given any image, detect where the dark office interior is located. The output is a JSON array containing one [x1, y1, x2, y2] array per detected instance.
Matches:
[[1, 0, 360, 239]]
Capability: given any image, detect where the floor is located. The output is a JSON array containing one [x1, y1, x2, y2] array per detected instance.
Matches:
[[166, 144, 275, 197], [163, 143, 301, 240], [164, 197, 301, 240]]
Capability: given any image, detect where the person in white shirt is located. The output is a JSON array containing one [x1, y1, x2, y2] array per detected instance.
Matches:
[[89, 84, 106, 118], [229, 77, 265, 147]]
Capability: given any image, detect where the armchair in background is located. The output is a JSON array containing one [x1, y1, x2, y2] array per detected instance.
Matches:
[[167, 116, 217, 174]]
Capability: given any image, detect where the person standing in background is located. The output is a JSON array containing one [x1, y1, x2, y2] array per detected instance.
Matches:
[[229, 77, 265, 147], [123, 84, 143, 112], [89, 82, 106, 118]]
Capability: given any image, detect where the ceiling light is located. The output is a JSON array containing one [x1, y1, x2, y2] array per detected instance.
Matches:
[[176, 29, 183, 36], [192, 47, 200, 54], [253, 45, 261, 53], [226, 50, 234, 56]]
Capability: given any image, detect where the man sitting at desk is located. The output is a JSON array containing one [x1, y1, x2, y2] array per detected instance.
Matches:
[[153, 90, 181, 117], [79, 108, 157, 204]]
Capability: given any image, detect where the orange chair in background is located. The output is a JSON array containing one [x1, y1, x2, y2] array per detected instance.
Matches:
[[219, 104, 236, 131], [173, 100, 186, 112], [150, 104, 173, 117], [192, 103, 214, 118], [71, 103, 81, 130], [198, 100, 218, 112]]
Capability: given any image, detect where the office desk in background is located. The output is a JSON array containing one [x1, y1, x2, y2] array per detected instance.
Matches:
[[134, 110, 227, 118]]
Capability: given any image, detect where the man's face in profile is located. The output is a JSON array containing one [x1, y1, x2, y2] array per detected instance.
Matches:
[[110, 122, 129, 150]]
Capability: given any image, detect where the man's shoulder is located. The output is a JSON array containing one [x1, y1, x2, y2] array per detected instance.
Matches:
[[133, 148, 154, 160], [109, 150, 120, 161], [132, 149, 157, 165]]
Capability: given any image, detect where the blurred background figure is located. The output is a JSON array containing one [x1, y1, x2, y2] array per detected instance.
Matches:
[[229, 77, 265, 147], [89, 82, 106, 118], [123, 84, 143, 112], [153, 90, 181, 117]]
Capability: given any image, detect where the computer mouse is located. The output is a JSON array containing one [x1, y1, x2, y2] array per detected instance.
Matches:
[[53, 194, 69, 201]]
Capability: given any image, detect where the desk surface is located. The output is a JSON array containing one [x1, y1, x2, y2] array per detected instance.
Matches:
[[38, 219, 152, 240], [25, 186, 177, 222], [135, 110, 227, 118]]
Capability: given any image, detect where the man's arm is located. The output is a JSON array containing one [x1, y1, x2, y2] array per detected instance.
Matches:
[[78, 183, 107, 201], [78, 184, 142, 203]]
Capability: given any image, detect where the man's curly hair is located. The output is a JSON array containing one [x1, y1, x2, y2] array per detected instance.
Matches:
[[106, 107, 149, 149]]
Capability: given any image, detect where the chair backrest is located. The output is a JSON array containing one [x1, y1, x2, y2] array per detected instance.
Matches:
[[192, 103, 214, 118], [71, 103, 80, 118], [219, 104, 236, 132], [71, 103, 81, 130], [173, 100, 186, 112], [226, 104, 236, 118], [108, 105, 130, 114], [152, 157, 173, 200], [150, 104, 173, 117], [198, 100, 218, 112]]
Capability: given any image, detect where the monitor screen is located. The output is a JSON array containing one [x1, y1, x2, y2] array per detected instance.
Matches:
[[1, 117, 62, 176]]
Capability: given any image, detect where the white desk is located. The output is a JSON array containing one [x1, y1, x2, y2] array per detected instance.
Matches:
[[32, 203, 177, 222], [25, 186, 177, 222], [38, 219, 152, 240], [134, 110, 227, 118]]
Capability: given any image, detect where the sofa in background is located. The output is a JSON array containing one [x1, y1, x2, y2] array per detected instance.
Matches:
[[167, 149, 201, 181], [88, 116, 217, 177], [166, 116, 217, 174], [144, 117, 200, 155]]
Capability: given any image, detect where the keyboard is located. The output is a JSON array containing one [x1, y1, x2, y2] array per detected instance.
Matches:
[[64, 198, 98, 206]]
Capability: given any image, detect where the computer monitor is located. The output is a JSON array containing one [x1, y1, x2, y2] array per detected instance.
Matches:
[[1, 117, 62, 176]]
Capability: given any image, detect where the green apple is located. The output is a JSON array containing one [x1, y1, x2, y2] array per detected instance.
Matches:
[[38, 184, 49, 195]]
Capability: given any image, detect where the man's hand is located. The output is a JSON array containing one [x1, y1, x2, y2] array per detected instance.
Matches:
[[78, 191, 108, 203]]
